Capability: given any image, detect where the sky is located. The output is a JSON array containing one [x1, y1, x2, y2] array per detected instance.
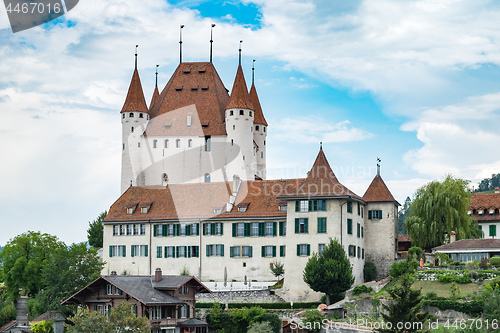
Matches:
[[1, 0, 500, 245]]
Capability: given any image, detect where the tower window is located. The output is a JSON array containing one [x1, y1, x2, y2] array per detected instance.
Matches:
[[230, 110, 234, 116], [153, 139, 157, 148], [256, 125, 259, 131], [205, 173, 211, 183], [188, 139, 193, 148], [129, 113, 134, 118], [164, 139, 169, 148], [239, 110, 244, 115], [176, 139, 181, 148], [139, 113, 143, 118]]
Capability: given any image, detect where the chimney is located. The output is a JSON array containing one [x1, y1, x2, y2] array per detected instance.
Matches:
[[450, 231, 456, 243], [495, 187, 499, 194], [155, 268, 162, 282]]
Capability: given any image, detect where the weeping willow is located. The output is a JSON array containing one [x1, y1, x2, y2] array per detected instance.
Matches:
[[404, 175, 481, 249]]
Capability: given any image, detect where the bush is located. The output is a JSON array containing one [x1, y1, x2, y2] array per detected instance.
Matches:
[[364, 262, 378, 282], [352, 285, 373, 295], [490, 257, 500, 267]]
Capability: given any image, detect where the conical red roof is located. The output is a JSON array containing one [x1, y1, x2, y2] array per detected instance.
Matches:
[[249, 84, 267, 126], [149, 86, 160, 110], [362, 174, 398, 203], [121, 69, 148, 113], [226, 65, 254, 110]]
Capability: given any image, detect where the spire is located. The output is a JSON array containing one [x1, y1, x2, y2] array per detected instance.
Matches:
[[227, 65, 254, 110], [238, 40, 242, 66], [135, 45, 138, 70], [210, 23, 216, 63], [121, 67, 148, 113], [179, 25, 184, 64], [149, 65, 160, 110]]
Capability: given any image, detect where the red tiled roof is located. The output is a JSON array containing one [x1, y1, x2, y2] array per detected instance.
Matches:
[[280, 148, 361, 199], [148, 62, 230, 136], [149, 85, 160, 110], [362, 174, 398, 203], [433, 238, 500, 251], [121, 69, 149, 113], [104, 179, 302, 222], [226, 65, 254, 110], [249, 84, 267, 126]]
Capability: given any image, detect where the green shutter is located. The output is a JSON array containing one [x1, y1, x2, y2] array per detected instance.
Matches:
[[295, 218, 300, 233], [131, 245, 135, 257], [307, 244, 310, 256], [368, 210, 372, 219], [249, 246, 253, 257], [230, 247, 234, 257], [261, 246, 266, 257], [379, 210, 382, 219], [273, 222, 277, 236], [244, 223, 251, 237], [279, 222, 284, 236], [304, 218, 308, 233], [297, 244, 300, 256], [272, 246, 276, 257], [259, 222, 265, 236], [109, 246, 113, 257], [221, 244, 224, 257], [295, 201, 300, 212], [232, 223, 237, 237]]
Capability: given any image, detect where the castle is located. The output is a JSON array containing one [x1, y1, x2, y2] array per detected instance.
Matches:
[[103, 51, 399, 302]]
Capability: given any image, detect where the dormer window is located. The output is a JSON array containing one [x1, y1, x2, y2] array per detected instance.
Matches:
[[129, 113, 134, 117]]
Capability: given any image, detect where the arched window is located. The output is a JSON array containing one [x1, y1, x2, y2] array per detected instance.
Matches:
[[129, 113, 134, 117], [188, 139, 193, 148], [205, 173, 211, 183], [153, 139, 157, 148], [164, 139, 169, 148], [176, 139, 181, 148]]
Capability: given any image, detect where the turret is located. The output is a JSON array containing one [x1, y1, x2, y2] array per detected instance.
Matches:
[[120, 46, 149, 193], [249, 60, 267, 180]]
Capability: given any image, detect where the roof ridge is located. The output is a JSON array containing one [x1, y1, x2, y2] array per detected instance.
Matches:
[[226, 65, 254, 110], [121, 69, 149, 113]]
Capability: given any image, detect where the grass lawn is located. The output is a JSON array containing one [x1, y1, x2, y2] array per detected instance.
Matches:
[[412, 280, 482, 298]]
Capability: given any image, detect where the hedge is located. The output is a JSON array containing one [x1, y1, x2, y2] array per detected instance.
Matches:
[[196, 302, 320, 309], [423, 300, 484, 316]]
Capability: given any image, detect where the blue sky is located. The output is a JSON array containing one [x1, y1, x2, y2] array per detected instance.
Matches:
[[1, 0, 500, 245]]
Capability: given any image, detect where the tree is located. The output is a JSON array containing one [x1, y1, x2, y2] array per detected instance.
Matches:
[[405, 175, 481, 249], [398, 196, 411, 234], [270, 261, 284, 281], [363, 261, 378, 282], [0, 231, 65, 299], [303, 238, 354, 305], [380, 274, 432, 333], [87, 211, 106, 248], [65, 302, 149, 333]]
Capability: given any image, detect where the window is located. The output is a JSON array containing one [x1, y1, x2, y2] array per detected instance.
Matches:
[[295, 218, 308, 234], [131, 245, 148, 257], [153, 139, 157, 148], [280, 245, 286, 257], [252, 223, 259, 236], [490, 225, 497, 237], [164, 139, 169, 148], [317, 218, 327, 233], [297, 244, 310, 256], [188, 139, 193, 148], [205, 173, 211, 182], [180, 285, 189, 295], [140, 224, 146, 235], [156, 246, 162, 258], [113, 225, 118, 236], [176, 139, 181, 148], [206, 244, 224, 257], [109, 245, 126, 257], [347, 201, 353, 213], [187, 114, 192, 127], [368, 210, 382, 220], [357, 223, 361, 238], [239, 110, 244, 115], [262, 245, 276, 257], [347, 219, 353, 235], [319, 244, 325, 255], [127, 224, 132, 235], [129, 112, 134, 117], [205, 136, 211, 151]]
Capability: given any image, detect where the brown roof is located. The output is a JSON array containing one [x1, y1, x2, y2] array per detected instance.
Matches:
[[249, 84, 267, 126], [149, 85, 160, 110], [433, 238, 500, 251], [226, 65, 254, 110], [148, 62, 229, 136], [104, 179, 302, 222], [362, 174, 398, 203], [280, 148, 361, 199], [121, 69, 149, 113]]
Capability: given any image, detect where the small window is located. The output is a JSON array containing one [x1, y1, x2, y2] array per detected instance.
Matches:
[[205, 173, 211, 183], [164, 139, 169, 148], [188, 139, 193, 148], [153, 139, 157, 148], [239, 110, 244, 115], [129, 113, 134, 118], [176, 139, 181, 148], [139, 113, 143, 118], [255, 125, 259, 131]]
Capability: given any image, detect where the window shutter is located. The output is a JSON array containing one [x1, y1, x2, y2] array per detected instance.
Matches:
[[153, 225, 157, 237], [131, 245, 135, 257], [221, 244, 224, 256], [232, 223, 237, 237], [297, 244, 300, 256], [144, 245, 148, 257], [368, 210, 372, 220], [307, 244, 310, 256], [203, 223, 206, 235], [379, 210, 382, 219], [230, 247, 234, 258], [295, 201, 299, 212], [272, 246, 276, 257], [249, 246, 253, 257], [261, 246, 265, 257], [259, 222, 265, 236], [304, 218, 309, 233], [295, 218, 299, 233], [109, 246, 113, 258], [273, 222, 277, 236], [244, 223, 251, 237]]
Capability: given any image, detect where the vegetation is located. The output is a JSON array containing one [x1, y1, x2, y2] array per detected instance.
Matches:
[[87, 211, 106, 248], [380, 274, 432, 333], [363, 261, 378, 282], [270, 261, 284, 281], [301, 309, 324, 333], [303, 238, 354, 304], [405, 175, 482, 249], [65, 302, 149, 333]]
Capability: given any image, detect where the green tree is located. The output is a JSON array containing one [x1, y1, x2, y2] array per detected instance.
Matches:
[[380, 274, 432, 333], [302, 309, 324, 333], [66, 302, 149, 333], [363, 261, 378, 282], [0, 231, 65, 298], [405, 175, 481, 249], [270, 261, 284, 281], [303, 238, 354, 305], [87, 211, 106, 248]]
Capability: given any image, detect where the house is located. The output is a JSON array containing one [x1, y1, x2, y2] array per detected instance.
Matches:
[[61, 269, 210, 333], [469, 188, 500, 238], [432, 236, 500, 262]]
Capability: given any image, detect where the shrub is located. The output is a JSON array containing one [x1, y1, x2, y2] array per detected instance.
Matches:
[[352, 285, 373, 295], [490, 257, 500, 267], [364, 261, 378, 282]]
